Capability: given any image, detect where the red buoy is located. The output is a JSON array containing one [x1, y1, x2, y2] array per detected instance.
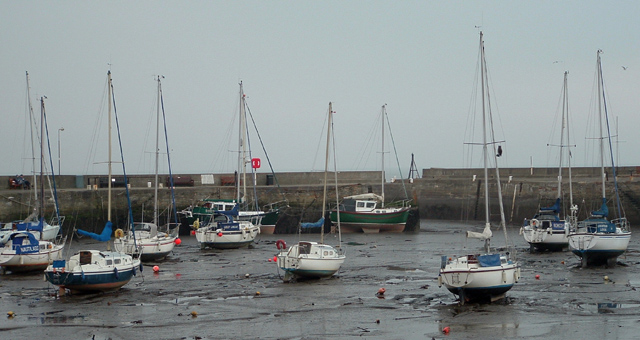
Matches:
[[153, 265, 160, 272], [443, 326, 450, 334], [174, 238, 182, 245], [273, 256, 278, 262], [217, 232, 223, 237], [535, 274, 540, 280], [190, 230, 196, 236]]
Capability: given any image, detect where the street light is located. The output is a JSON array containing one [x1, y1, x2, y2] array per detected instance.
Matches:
[[58, 127, 64, 175]]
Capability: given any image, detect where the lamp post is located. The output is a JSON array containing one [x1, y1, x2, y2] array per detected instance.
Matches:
[[57, 127, 64, 175]]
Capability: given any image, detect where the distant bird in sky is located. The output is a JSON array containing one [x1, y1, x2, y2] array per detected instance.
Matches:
[[622, 66, 628, 70]]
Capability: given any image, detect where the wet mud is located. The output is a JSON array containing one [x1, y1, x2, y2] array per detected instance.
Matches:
[[1, 220, 639, 339]]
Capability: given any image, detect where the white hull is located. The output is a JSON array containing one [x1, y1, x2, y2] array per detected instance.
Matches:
[[0, 222, 60, 245], [521, 224, 569, 250], [439, 255, 520, 303], [277, 242, 345, 280], [0, 240, 65, 273], [114, 235, 176, 261], [568, 230, 630, 264], [196, 220, 260, 249]]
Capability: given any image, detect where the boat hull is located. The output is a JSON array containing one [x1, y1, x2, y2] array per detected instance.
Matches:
[[114, 235, 176, 262], [196, 224, 260, 249], [0, 244, 65, 273], [439, 255, 520, 303], [277, 242, 345, 280], [521, 226, 569, 251], [568, 232, 630, 265], [330, 208, 409, 233], [44, 250, 140, 293]]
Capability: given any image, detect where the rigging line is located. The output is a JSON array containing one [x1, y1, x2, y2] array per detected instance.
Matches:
[[245, 101, 287, 202], [111, 78, 137, 248], [384, 109, 409, 200], [42, 102, 62, 222], [83, 77, 109, 175], [160, 77, 179, 227], [351, 110, 380, 170]]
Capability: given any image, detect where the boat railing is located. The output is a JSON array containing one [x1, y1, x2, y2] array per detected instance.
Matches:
[[611, 217, 630, 232], [51, 215, 65, 227]]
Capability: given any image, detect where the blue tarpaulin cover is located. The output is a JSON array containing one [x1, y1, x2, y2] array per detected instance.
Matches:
[[540, 198, 561, 214], [591, 198, 609, 218], [77, 221, 113, 242], [478, 254, 501, 267], [301, 217, 324, 229]]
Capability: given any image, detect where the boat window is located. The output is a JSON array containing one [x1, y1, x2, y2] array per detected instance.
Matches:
[[366, 202, 375, 208], [114, 259, 121, 264], [357, 202, 365, 208], [106, 259, 112, 265], [324, 251, 328, 256], [299, 243, 311, 254]]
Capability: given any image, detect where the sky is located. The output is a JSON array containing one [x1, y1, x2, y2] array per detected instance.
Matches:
[[1, 1, 639, 180]]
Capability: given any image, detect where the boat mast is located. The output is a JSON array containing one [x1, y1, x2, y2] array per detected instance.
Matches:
[[26, 72, 38, 204], [39, 97, 46, 231], [596, 51, 606, 202], [381, 105, 385, 208], [107, 71, 113, 222], [557, 73, 566, 200], [237, 81, 248, 207], [321, 102, 333, 244], [563, 71, 576, 221], [479, 32, 491, 252], [154, 76, 161, 226]]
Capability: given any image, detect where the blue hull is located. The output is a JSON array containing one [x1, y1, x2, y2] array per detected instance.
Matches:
[[447, 284, 514, 302], [45, 268, 137, 292]]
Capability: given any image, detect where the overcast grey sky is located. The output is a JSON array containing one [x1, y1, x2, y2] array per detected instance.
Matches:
[[1, 1, 638, 179]]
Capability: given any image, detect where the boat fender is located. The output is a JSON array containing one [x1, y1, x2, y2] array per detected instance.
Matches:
[[139, 263, 144, 272], [276, 239, 287, 250], [48, 244, 52, 249], [132, 265, 137, 276], [193, 219, 200, 230], [114, 267, 119, 279], [115, 228, 125, 238], [530, 219, 539, 228], [81, 271, 86, 281]]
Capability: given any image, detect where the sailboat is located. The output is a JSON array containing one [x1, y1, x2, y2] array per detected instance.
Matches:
[[276, 102, 345, 281], [182, 82, 282, 234], [330, 105, 410, 233], [521, 71, 577, 252], [438, 32, 520, 304], [567, 50, 631, 268], [0, 72, 61, 246], [113, 76, 178, 261], [44, 71, 141, 293], [0, 95, 65, 273]]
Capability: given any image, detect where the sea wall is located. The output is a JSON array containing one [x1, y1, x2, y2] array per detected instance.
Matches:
[[2, 167, 639, 235]]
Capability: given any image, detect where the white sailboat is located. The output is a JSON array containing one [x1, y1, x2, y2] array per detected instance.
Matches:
[[114, 76, 178, 261], [521, 71, 577, 252], [45, 71, 141, 293], [0, 72, 61, 246], [567, 50, 631, 268], [0, 95, 65, 273], [330, 105, 411, 233], [439, 32, 520, 304], [194, 82, 261, 249], [276, 102, 345, 281]]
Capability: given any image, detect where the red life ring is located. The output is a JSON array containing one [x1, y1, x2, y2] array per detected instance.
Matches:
[[276, 239, 287, 250]]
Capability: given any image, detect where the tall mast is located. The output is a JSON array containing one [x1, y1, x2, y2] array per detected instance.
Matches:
[[107, 71, 113, 222], [597, 51, 606, 200], [154, 76, 161, 225], [26, 72, 38, 203], [321, 102, 333, 244], [557, 73, 567, 198], [39, 97, 46, 227], [381, 105, 385, 208], [237, 82, 248, 206], [564, 71, 575, 214], [479, 32, 490, 252]]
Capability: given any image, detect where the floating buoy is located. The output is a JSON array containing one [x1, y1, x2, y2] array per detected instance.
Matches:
[[255, 291, 261, 296], [174, 238, 182, 245], [153, 265, 160, 272], [190, 230, 196, 236], [217, 232, 223, 237], [443, 326, 450, 334], [604, 275, 609, 281], [7, 311, 15, 318], [245, 273, 250, 278], [273, 256, 278, 262], [190, 311, 198, 317], [377, 287, 386, 295], [268, 258, 272, 262], [561, 261, 565, 265], [535, 274, 540, 280]]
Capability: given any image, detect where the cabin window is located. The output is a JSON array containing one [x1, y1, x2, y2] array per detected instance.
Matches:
[[114, 259, 121, 264], [324, 251, 328, 256], [106, 259, 112, 265], [366, 202, 375, 208], [357, 202, 365, 208]]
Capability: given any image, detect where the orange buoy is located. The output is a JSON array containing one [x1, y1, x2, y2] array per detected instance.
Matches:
[[443, 326, 450, 334], [153, 265, 160, 272], [377, 288, 386, 295]]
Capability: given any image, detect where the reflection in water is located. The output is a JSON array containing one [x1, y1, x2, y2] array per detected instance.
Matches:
[[29, 314, 87, 325]]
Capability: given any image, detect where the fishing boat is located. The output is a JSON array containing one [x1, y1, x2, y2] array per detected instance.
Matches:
[[276, 102, 345, 281], [521, 72, 577, 252], [194, 205, 260, 249], [330, 105, 410, 233], [0, 94, 65, 273], [44, 71, 141, 293], [113, 76, 178, 261], [439, 32, 520, 304], [179, 82, 284, 235], [567, 51, 631, 268]]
